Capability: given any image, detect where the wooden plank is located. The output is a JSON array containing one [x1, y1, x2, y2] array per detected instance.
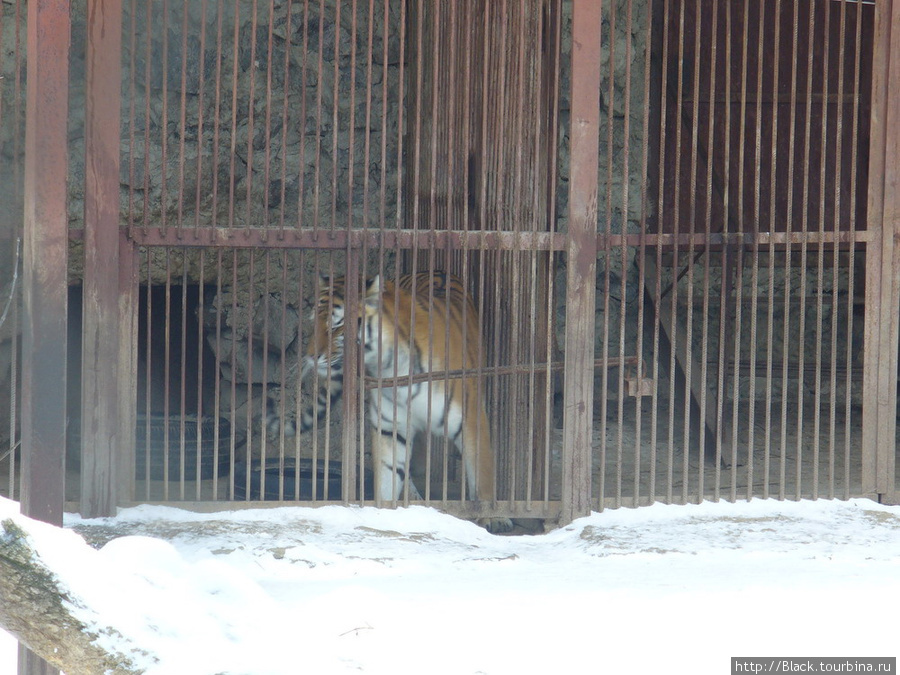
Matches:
[[560, 0, 601, 524], [874, 0, 900, 503], [861, 0, 898, 503], [80, 0, 123, 517]]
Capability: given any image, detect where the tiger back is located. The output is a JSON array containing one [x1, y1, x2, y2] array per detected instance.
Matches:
[[302, 271, 512, 534]]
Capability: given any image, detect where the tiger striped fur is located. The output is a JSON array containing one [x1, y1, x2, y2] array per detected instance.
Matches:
[[300, 271, 512, 534]]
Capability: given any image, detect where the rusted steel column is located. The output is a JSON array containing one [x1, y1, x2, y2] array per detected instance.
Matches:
[[862, 0, 900, 504], [80, 0, 124, 517], [560, 0, 601, 524], [21, 0, 71, 526], [20, 0, 70, 673]]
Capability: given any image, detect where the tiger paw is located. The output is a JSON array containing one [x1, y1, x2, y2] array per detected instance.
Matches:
[[478, 517, 514, 535]]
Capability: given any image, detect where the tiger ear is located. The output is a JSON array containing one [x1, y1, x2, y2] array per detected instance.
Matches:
[[365, 275, 382, 299]]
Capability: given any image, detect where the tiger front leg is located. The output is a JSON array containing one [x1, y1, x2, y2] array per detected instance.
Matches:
[[371, 429, 421, 502]]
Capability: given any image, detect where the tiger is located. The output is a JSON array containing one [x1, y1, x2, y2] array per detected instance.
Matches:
[[297, 270, 512, 534]]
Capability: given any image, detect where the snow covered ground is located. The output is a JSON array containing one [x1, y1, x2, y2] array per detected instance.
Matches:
[[2, 496, 899, 674]]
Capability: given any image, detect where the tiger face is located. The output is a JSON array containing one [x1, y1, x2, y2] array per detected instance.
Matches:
[[302, 276, 350, 381]]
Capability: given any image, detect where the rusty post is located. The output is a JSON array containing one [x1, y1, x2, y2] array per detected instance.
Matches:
[[81, 0, 124, 517], [560, 0, 600, 525], [20, 0, 70, 672], [862, 0, 900, 504], [21, 0, 70, 525]]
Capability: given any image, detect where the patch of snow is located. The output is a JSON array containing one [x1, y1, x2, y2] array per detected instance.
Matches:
[[2, 497, 899, 674]]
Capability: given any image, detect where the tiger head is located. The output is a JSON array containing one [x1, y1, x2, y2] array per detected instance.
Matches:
[[302, 275, 386, 380]]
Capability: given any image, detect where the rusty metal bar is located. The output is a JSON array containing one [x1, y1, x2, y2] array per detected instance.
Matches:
[[762, 0, 782, 501], [702, 0, 721, 500], [362, 356, 639, 389], [117, 236, 139, 505], [124, 225, 871, 251], [81, 0, 124, 518], [597, 0, 614, 507], [843, 0, 864, 501], [561, 0, 600, 525], [126, 226, 570, 250]]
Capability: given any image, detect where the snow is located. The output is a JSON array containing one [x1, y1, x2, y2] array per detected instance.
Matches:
[[2, 496, 899, 674]]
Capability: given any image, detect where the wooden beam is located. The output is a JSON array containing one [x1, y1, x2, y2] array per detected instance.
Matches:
[[561, 0, 601, 524], [80, 0, 124, 518]]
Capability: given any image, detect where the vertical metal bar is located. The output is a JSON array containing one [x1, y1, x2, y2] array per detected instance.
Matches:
[[731, 0, 750, 502], [193, 0, 209, 231], [649, 0, 670, 505], [329, 0, 342, 235], [117, 233, 139, 505], [844, 0, 864, 501], [619, 0, 633, 506], [635, 0, 655, 506], [812, 1, 833, 501], [599, 0, 614, 507], [210, 0, 225, 229], [243, 251, 254, 497], [196, 250, 208, 500], [545, 0, 562, 505], [684, 0, 701, 502], [795, 0, 818, 500], [211, 249, 224, 499], [828, 0, 846, 500], [180, 260, 189, 498], [342, 248, 361, 505], [261, 0, 276, 230], [175, 0, 189, 229], [243, 0, 259, 236], [227, 0, 240, 230], [141, 251, 152, 500], [358, 0, 374, 500], [162, 251, 172, 500], [763, 0, 782, 500], [714, 0, 733, 501], [705, 0, 721, 500], [724, 0, 740, 498], [561, 0, 600, 525], [140, 0, 152, 229], [780, 0, 801, 501], [667, 0, 683, 504], [259, 252, 271, 495], [159, 0, 170, 233], [228, 250, 239, 499], [81, 0, 123, 517], [746, 0, 765, 502]]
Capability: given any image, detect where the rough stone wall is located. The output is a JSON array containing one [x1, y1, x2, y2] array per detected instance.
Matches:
[[65, 0, 405, 241]]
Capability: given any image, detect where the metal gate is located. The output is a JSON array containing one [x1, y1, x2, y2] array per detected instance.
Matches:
[[102, 0, 579, 525], [4, 0, 900, 532]]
